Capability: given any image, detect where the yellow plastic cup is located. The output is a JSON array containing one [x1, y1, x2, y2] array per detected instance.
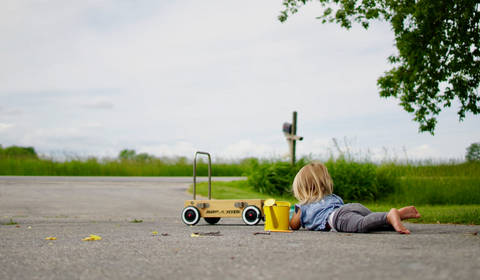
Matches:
[[263, 201, 291, 232]]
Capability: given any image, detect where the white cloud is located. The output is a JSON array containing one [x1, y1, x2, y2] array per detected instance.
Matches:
[[364, 145, 442, 162], [0, 123, 15, 132], [296, 138, 332, 157], [84, 122, 103, 128], [221, 140, 275, 158], [16, 127, 113, 156], [407, 145, 441, 159], [0, 105, 22, 115], [82, 97, 114, 109], [139, 141, 198, 158]]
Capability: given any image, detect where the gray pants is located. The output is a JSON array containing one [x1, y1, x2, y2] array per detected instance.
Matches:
[[332, 203, 394, 233]]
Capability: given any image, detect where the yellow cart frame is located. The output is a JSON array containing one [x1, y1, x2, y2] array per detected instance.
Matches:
[[181, 151, 265, 226]]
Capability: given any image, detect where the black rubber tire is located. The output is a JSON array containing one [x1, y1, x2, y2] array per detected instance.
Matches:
[[204, 217, 221, 225], [181, 206, 200, 226], [242, 205, 262, 226]]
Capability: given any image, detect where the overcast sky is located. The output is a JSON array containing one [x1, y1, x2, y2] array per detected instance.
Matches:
[[1, 0, 479, 162]]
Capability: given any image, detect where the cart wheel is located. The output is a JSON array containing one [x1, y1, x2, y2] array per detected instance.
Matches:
[[242, 205, 262, 226], [181, 206, 200, 226], [204, 217, 221, 225]]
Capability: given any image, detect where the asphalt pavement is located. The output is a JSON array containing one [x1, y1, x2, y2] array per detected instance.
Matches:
[[1, 177, 479, 280]]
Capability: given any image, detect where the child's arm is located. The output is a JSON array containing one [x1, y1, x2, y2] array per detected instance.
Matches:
[[290, 208, 301, 230]]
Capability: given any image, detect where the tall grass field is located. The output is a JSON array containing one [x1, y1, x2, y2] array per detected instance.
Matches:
[[244, 157, 480, 206], [0, 157, 247, 176], [0, 146, 247, 176]]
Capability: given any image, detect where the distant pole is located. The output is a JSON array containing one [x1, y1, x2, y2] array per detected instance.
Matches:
[[283, 111, 303, 166], [291, 111, 297, 166]]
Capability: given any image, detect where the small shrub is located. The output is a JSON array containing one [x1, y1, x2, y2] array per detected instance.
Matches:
[[0, 145, 38, 160], [245, 158, 307, 197], [244, 157, 384, 203], [118, 149, 155, 162], [325, 158, 379, 202], [118, 149, 136, 160]]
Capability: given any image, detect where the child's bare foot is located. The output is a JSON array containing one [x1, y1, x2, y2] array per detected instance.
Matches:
[[387, 208, 410, 234], [398, 206, 421, 220]]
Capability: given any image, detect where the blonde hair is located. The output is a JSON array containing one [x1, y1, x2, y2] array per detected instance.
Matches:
[[292, 162, 333, 204]]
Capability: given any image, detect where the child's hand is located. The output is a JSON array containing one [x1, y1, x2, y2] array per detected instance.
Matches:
[[290, 208, 301, 230]]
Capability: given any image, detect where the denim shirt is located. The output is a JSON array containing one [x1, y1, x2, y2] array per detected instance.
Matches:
[[296, 194, 344, 231]]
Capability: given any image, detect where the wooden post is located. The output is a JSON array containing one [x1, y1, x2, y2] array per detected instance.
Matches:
[[291, 111, 297, 166], [283, 111, 303, 166]]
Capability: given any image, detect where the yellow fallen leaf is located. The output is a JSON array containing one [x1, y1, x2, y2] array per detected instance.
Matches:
[[82, 235, 102, 241], [191, 233, 205, 238], [45, 237, 57, 240], [152, 231, 158, 234]]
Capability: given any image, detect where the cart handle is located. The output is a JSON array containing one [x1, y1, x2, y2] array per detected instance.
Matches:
[[193, 151, 211, 200]]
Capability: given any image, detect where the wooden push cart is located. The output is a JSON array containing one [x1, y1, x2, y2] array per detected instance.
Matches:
[[181, 151, 265, 226]]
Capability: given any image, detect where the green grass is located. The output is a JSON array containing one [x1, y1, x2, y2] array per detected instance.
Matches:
[[190, 180, 297, 203], [366, 204, 480, 225], [0, 157, 248, 176], [244, 157, 480, 205], [191, 181, 480, 225], [386, 176, 480, 205], [2, 218, 18, 225], [376, 161, 480, 205]]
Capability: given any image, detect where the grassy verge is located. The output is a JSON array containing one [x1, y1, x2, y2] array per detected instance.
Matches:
[[365, 204, 480, 225], [191, 181, 480, 225], [190, 180, 297, 203], [0, 157, 248, 176], [385, 176, 480, 205]]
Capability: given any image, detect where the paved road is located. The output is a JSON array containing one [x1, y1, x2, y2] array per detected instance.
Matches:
[[1, 177, 479, 280]]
